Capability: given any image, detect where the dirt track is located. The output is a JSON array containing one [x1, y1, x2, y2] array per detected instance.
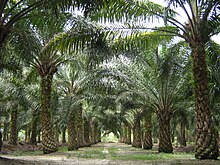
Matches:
[[0, 142, 220, 165]]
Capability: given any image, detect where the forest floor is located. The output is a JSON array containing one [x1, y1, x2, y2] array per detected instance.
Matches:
[[0, 142, 220, 165]]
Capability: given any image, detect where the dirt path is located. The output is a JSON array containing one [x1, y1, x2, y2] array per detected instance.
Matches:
[[0, 142, 220, 165]]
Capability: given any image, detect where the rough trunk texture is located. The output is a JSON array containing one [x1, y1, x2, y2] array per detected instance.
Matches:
[[84, 118, 91, 147], [40, 75, 58, 154], [143, 113, 153, 149], [158, 110, 173, 153], [3, 116, 9, 141], [90, 118, 95, 144], [179, 120, 186, 146], [30, 108, 38, 145], [76, 105, 84, 148], [191, 44, 219, 159], [132, 116, 142, 148], [54, 125, 60, 144], [127, 126, 132, 145], [122, 124, 128, 143], [119, 125, 124, 143], [94, 122, 99, 144], [9, 109, 18, 145], [67, 109, 78, 151]]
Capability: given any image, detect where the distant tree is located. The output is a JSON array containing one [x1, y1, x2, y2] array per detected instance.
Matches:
[[96, 0, 220, 159]]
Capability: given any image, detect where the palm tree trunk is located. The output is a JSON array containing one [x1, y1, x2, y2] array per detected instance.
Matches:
[[76, 104, 84, 147], [84, 118, 91, 147], [122, 124, 128, 143], [24, 125, 31, 142], [9, 109, 18, 145], [119, 125, 124, 143], [94, 122, 99, 144], [54, 125, 60, 144], [37, 131, 41, 143], [118, 128, 123, 143], [98, 131, 101, 142], [143, 113, 153, 149], [30, 108, 38, 145], [132, 116, 142, 148], [3, 124, 8, 141], [3, 116, 9, 141], [67, 109, 78, 151], [40, 75, 58, 154], [180, 120, 186, 147], [0, 130, 2, 151], [62, 127, 66, 143], [90, 118, 95, 144], [157, 110, 173, 153], [25, 129, 27, 142], [191, 44, 219, 159], [127, 126, 132, 145]]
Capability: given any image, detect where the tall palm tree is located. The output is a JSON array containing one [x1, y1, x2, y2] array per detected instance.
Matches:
[[23, 12, 109, 153], [96, 0, 220, 159]]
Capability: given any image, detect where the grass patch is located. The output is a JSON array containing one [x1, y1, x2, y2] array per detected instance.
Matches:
[[8, 142, 195, 162], [62, 146, 108, 159], [111, 152, 194, 161], [11, 150, 43, 156], [58, 146, 68, 152], [62, 143, 194, 161]]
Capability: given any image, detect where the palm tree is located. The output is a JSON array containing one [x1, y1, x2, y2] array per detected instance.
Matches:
[[55, 58, 89, 150], [23, 12, 109, 153], [28, 85, 40, 145], [0, 73, 30, 145], [97, 0, 220, 159], [98, 41, 187, 153], [143, 111, 153, 150], [132, 110, 142, 148]]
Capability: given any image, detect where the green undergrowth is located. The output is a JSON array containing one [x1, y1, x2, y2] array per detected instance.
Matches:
[[111, 152, 194, 161], [8, 143, 195, 161], [10, 150, 43, 156], [57, 144, 195, 161]]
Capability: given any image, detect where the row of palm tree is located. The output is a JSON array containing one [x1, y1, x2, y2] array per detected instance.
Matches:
[[0, 0, 219, 160]]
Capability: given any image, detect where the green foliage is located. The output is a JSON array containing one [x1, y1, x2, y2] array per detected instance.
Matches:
[[102, 133, 118, 142]]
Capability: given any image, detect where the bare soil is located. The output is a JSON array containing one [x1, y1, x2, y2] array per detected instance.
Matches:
[[0, 142, 219, 165]]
